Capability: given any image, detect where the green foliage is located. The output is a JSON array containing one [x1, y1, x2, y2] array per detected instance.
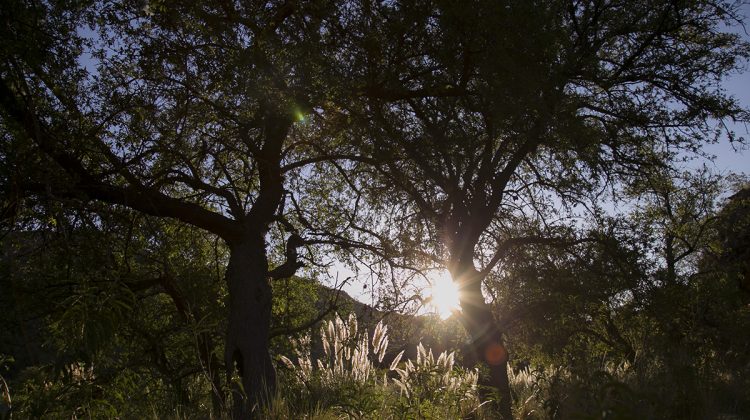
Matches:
[[492, 177, 750, 419], [0, 207, 229, 418], [509, 364, 657, 419], [270, 276, 320, 355], [1, 0, 749, 417], [0, 355, 12, 420]]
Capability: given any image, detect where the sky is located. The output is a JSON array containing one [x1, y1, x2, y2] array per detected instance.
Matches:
[[707, 8, 750, 174]]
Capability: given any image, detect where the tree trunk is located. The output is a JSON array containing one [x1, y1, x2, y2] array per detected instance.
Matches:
[[665, 233, 677, 284], [225, 236, 275, 418], [455, 267, 513, 419]]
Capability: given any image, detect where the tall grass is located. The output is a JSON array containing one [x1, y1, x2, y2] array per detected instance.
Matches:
[[272, 313, 484, 419]]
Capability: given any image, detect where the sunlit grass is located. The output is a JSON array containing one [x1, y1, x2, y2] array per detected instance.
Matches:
[[275, 313, 482, 418]]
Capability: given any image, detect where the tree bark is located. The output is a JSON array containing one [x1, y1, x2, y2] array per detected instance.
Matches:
[[455, 266, 513, 420], [665, 233, 677, 284], [224, 236, 275, 418]]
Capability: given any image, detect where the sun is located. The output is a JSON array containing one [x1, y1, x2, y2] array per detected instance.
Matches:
[[427, 271, 462, 319]]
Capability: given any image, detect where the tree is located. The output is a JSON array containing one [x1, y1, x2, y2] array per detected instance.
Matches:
[[330, 0, 749, 416], [0, 1, 351, 416], [711, 183, 750, 299], [628, 164, 726, 286], [0, 201, 229, 417], [480, 170, 750, 417], [491, 221, 644, 365]]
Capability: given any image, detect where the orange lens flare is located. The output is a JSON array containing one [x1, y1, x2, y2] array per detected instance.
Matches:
[[484, 343, 508, 366]]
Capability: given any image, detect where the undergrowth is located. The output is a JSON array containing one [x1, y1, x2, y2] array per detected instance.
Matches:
[[270, 313, 484, 419]]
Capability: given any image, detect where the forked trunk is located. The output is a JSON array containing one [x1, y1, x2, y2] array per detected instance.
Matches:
[[456, 267, 513, 419], [225, 237, 275, 418]]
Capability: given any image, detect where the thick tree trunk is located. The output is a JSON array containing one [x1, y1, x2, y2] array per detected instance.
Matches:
[[224, 236, 275, 418], [455, 267, 513, 419]]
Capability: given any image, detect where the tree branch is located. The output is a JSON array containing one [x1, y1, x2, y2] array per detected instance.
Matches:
[[0, 79, 240, 240], [480, 235, 594, 278]]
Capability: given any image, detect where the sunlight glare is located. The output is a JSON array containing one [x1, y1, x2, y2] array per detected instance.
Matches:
[[428, 271, 461, 320]]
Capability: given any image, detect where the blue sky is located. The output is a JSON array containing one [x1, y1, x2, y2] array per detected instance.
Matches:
[[708, 7, 750, 175]]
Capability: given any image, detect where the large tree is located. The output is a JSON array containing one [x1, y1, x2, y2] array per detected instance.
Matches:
[[330, 0, 749, 416], [0, 0, 352, 416]]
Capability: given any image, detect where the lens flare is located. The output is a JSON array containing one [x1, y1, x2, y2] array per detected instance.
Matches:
[[427, 271, 461, 319]]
